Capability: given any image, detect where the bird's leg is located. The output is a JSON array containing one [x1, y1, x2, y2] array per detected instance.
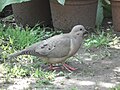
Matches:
[[48, 64, 61, 70], [62, 64, 73, 72], [49, 64, 54, 70], [62, 63, 77, 71]]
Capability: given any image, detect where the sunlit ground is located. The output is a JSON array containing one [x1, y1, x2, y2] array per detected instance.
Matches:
[[0, 32, 120, 90], [0, 42, 120, 90]]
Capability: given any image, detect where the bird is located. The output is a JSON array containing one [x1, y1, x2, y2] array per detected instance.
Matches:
[[8, 25, 87, 71]]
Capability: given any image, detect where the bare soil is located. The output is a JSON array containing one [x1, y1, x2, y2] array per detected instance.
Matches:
[[0, 45, 120, 90]]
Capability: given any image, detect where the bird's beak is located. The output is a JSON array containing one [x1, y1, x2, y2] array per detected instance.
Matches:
[[83, 29, 88, 36]]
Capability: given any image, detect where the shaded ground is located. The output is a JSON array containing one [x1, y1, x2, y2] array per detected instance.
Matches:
[[0, 7, 120, 90], [0, 45, 120, 90]]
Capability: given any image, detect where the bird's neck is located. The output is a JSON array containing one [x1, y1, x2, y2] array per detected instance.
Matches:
[[68, 35, 83, 57]]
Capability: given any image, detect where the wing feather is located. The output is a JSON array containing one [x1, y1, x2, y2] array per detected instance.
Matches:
[[35, 35, 71, 58]]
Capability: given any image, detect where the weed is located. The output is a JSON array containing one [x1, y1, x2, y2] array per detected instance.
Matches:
[[70, 86, 78, 90], [0, 23, 59, 85], [111, 85, 120, 90], [33, 68, 55, 85], [84, 28, 113, 49], [0, 23, 61, 50]]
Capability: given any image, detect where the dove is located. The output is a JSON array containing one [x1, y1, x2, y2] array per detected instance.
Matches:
[[8, 25, 87, 71]]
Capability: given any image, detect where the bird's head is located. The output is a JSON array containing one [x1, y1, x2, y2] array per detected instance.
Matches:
[[70, 25, 88, 37]]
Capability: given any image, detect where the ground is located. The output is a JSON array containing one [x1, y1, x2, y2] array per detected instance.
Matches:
[[0, 45, 120, 90]]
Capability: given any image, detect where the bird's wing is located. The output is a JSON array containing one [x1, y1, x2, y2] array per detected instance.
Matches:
[[35, 35, 71, 58]]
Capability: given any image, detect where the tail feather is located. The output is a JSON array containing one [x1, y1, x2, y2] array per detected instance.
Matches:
[[8, 49, 38, 59], [8, 50, 23, 58]]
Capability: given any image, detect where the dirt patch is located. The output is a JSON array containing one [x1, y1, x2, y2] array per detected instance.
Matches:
[[0, 47, 120, 90]]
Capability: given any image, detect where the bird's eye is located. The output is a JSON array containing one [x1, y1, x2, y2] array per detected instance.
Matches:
[[80, 28, 82, 31], [77, 33, 80, 35]]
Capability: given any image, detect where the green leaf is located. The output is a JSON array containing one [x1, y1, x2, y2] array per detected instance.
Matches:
[[104, 0, 110, 4], [0, 0, 31, 12], [57, 0, 65, 5], [96, 0, 104, 27]]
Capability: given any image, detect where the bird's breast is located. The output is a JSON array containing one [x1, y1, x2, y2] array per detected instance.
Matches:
[[68, 38, 82, 57]]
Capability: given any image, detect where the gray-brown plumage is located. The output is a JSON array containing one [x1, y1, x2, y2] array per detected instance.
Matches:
[[8, 25, 87, 71]]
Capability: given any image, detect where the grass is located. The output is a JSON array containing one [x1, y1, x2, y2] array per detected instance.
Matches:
[[0, 24, 60, 50], [111, 85, 120, 90], [0, 23, 58, 85], [71, 87, 78, 90], [84, 27, 113, 48], [83, 27, 119, 60], [0, 20, 119, 88]]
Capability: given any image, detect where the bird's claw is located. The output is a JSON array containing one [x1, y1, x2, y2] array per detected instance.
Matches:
[[62, 63, 77, 72]]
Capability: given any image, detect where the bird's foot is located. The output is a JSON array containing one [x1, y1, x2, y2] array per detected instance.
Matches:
[[62, 63, 77, 72], [47, 64, 77, 72], [48, 64, 61, 70]]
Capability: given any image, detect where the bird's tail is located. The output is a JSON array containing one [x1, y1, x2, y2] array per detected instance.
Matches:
[[8, 50, 24, 58]]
